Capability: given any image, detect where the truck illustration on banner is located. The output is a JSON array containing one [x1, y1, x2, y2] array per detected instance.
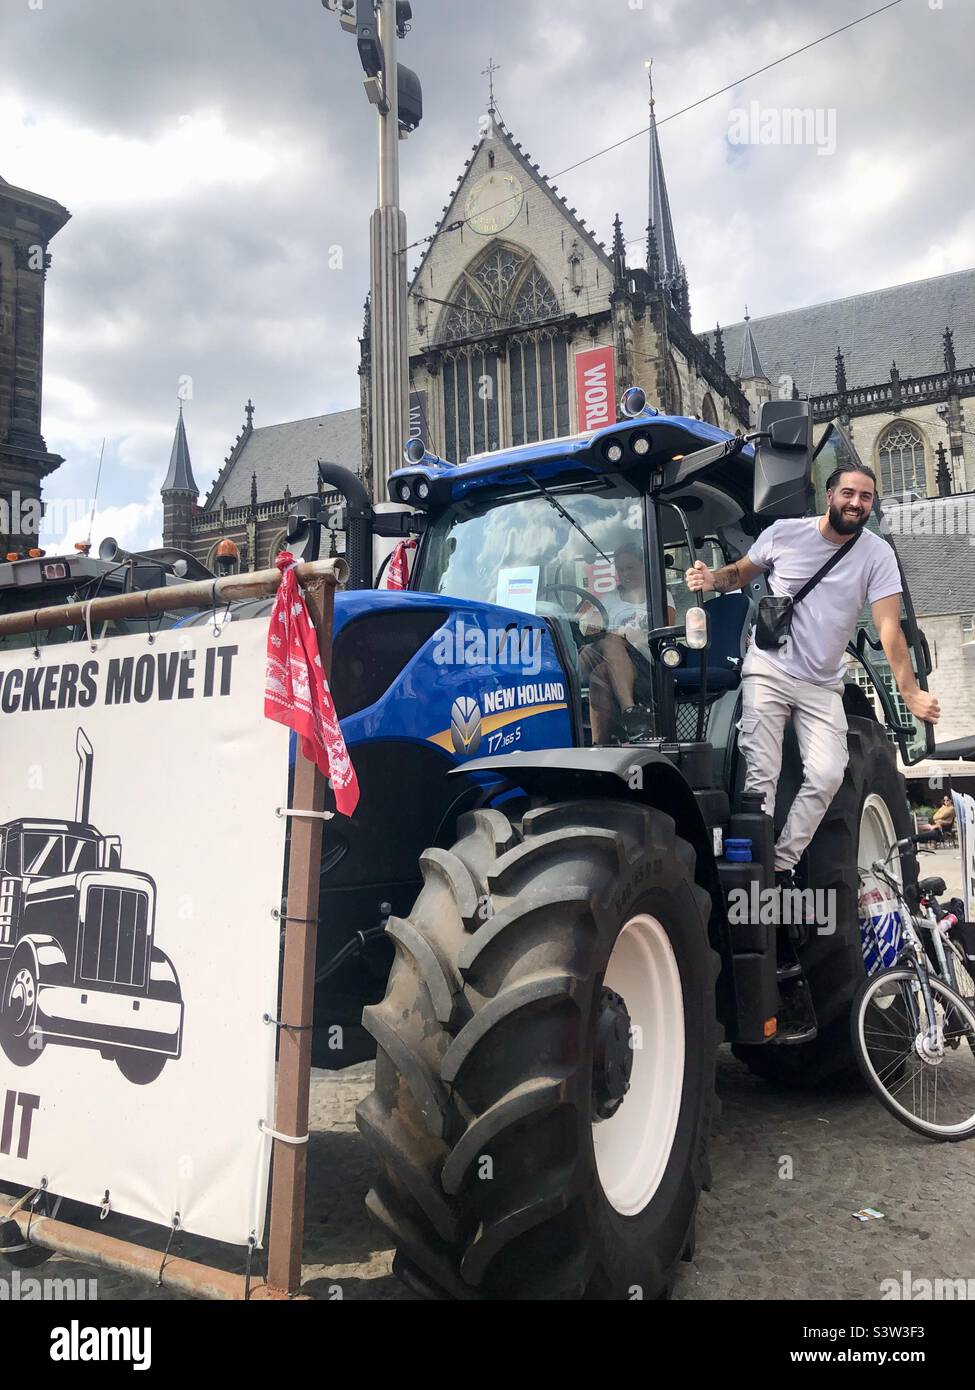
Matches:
[[0, 729, 183, 1084]]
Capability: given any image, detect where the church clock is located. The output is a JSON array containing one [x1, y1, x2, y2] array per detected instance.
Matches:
[[464, 171, 524, 236]]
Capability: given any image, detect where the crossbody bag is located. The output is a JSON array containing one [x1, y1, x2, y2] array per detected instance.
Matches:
[[754, 528, 862, 651]]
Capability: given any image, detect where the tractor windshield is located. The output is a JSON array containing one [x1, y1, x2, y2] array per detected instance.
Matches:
[[417, 482, 656, 624], [417, 482, 674, 744]]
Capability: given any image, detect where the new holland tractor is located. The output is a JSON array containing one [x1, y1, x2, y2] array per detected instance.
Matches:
[[277, 391, 934, 1301], [2, 394, 932, 1298]]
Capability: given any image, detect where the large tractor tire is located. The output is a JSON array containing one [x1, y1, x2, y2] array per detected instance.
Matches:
[[733, 715, 918, 1087], [356, 799, 720, 1300]]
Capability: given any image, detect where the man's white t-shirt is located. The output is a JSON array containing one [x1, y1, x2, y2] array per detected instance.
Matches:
[[746, 518, 902, 687], [600, 589, 676, 654]]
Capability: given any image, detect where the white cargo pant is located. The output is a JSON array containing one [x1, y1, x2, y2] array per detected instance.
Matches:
[[738, 649, 849, 872]]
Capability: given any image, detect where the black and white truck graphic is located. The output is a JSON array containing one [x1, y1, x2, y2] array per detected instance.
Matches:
[[0, 729, 183, 1084]]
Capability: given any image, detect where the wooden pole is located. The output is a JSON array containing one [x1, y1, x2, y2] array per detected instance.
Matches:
[[0, 558, 348, 636], [264, 574, 334, 1296]]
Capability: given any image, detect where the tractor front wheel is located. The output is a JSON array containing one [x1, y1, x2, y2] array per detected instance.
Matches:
[[357, 799, 720, 1300]]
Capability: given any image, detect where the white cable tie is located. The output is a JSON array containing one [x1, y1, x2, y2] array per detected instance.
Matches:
[[258, 1119, 309, 1145], [275, 807, 335, 822], [84, 600, 96, 651]]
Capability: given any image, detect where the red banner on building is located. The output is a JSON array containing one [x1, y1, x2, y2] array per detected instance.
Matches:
[[575, 345, 616, 433]]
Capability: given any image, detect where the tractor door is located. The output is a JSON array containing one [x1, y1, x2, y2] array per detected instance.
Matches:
[[811, 423, 935, 765]]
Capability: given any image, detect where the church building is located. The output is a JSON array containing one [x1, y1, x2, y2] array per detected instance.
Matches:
[[162, 68, 974, 631], [0, 173, 70, 556]]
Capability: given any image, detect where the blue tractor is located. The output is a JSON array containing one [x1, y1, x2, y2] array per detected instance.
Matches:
[[224, 392, 934, 1298]]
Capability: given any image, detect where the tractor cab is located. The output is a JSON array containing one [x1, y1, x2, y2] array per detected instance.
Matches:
[[391, 389, 935, 768]]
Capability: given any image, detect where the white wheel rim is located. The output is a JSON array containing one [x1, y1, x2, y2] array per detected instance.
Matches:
[[858, 792, 904, 981], [593, 913, 684, 1217]]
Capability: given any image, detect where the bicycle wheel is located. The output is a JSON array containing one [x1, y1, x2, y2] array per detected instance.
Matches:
[[942, 942, 975, 1061], [945, 940, 975, 1002], [852, 967, 975, 1141]]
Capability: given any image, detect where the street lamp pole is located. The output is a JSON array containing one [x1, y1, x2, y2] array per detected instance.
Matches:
[[370, 0, 410, 504]]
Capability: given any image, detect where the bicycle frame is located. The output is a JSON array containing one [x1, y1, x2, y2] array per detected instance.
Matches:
[[860, 841, 944, 1058]]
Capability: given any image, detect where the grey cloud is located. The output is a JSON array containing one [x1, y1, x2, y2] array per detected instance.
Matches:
[[1, 0, 971, 549]]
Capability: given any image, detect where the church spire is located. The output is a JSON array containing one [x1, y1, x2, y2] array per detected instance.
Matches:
[[612, 212, 627, 286], [161, 402, 198, 495], [645, 60, 679, 285], [737, 309, 768, 381]]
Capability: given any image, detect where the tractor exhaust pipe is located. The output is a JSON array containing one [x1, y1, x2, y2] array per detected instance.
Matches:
[[317, 461, 374, 590], [76, 728, 93, 824]]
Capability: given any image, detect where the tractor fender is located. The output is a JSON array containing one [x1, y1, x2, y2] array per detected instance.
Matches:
[[456, 746, 721, 910]]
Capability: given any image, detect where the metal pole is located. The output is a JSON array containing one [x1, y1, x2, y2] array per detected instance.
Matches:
[[369, 0, 409, 505], [10, 1211, 255, 1301]]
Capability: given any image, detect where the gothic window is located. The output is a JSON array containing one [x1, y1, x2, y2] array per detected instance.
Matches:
[[509, 330, 569, 445], [442, 349, 501, 463], [441, 281, 494, 342], [509, 265, 560, 327], [879, 422, 926, 497], [470, 247, 524, 307], [701, 393, 718, 426], [436, 246, 570, 452], [437, 244, 561, 344]]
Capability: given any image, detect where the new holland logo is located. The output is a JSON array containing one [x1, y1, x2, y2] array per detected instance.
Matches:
[[450, 696, 482, 756]]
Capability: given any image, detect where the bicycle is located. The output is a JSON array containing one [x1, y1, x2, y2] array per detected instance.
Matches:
[[852, 835, 975, 1140]]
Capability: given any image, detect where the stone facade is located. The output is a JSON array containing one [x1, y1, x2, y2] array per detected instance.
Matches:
[[160, 402, 356, 574], [0, 175, 70, 554], [709, 287, 975, 504]]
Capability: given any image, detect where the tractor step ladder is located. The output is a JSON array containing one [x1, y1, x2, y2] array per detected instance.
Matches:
[[771, 938, 818, 1045]]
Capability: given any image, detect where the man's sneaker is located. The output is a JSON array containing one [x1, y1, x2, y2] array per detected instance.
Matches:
[[621, 705, 655, 740], [775, 867, 812, 944]]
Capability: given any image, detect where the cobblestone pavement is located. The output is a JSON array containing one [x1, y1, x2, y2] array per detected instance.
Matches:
[[7, 1046, 975, 1302], [4, 846, 972, 1302]]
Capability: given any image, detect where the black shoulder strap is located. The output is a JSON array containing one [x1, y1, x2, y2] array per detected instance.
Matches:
[[792, 527, 862, 607]]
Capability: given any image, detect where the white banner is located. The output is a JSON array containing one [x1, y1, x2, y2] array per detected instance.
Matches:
[[954, 791, 975, 921], [0, 620, 288, 1245]]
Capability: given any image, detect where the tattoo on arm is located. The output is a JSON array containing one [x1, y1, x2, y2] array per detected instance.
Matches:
[[711, 562, 741, 592]]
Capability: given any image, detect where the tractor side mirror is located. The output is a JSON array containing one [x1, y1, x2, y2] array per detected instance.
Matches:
[[286, 496, 324, 564], [752, 400, 813, 519]]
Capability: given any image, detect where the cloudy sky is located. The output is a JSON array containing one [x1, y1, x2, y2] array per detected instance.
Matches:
[[2, 0, 972, 552]]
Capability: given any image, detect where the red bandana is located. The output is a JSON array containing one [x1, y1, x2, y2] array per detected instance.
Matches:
[[384, 539, 416, 591], [264, 552, 360, 817]]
